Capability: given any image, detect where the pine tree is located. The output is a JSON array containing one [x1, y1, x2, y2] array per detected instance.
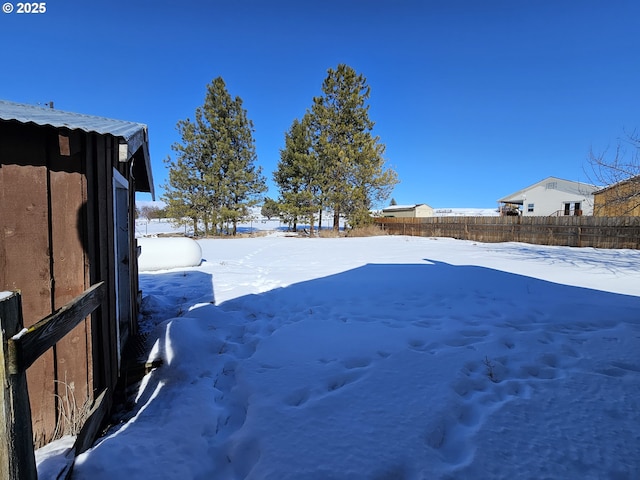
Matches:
[[274, 114, 320, 232], [309, 64, 398, 230], [162, 77, 266, 235], [261, 197, 280, 220], [162, 117, 211, 235]]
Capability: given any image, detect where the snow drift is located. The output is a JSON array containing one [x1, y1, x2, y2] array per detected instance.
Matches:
[[137, 237, 202, 271], [67, 236, 640, 479]]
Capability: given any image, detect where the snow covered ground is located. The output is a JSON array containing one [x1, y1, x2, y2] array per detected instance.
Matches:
[[48, 234, 640, 479]]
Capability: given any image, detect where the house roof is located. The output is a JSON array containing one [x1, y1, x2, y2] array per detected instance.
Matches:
[[498, 176, 597, 204], [382, 203, 432, 212], [0, 99, 154, 197]]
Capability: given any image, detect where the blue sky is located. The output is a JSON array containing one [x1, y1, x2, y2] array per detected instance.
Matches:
[[1, 0, 638, 208]]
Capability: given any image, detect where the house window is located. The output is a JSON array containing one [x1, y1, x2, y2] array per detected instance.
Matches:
[[564, 203, 571, 216], [527, 203, 534, 213]]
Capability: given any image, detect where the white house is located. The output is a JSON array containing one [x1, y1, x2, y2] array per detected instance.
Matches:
[[498, 176, 597, 217], [381, 204, 434, 218]]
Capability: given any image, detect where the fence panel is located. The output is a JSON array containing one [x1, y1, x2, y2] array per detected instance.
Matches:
[[0, 292, 37, 480], [375, 216, 640, 249], [0, 282, 105, 480]]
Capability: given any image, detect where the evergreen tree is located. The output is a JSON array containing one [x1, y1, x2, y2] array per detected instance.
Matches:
[[274, 114, 320, 232], [309, 64, 398, 230], [162, 77, 266, 235], [163, 117, 211, 235], [261, 197, 280, 220], [390, 198, 398, 206]]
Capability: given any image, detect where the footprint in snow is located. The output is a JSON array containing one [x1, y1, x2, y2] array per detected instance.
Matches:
[[341, 356, 371, 369], [283, 363, 370, 408], [426, 357, 533, 466], [284, 388, 311, 407], [597, 361, 640, 378], [326, 370, 365, 393]]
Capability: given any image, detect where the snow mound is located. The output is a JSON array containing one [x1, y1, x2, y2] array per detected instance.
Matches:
[[138, 237, 202, 271]]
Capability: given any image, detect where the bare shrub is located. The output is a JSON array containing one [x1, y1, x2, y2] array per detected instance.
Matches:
[[346, 224, 387, 237], [318, 229, 341, 238]]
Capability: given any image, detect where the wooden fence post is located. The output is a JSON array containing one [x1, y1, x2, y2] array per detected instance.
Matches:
[[0, 291, 37, 480]]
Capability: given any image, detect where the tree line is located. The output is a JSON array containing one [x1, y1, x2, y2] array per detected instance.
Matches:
[[162, 64, 398, 235]]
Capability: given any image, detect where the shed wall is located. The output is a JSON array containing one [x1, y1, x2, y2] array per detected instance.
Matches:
[[415, 205, 434, 217], [0, 121, 140, 445], [386, 209, 415, 218], [594, 183, 640, 216], [1, 122, 58, 442]]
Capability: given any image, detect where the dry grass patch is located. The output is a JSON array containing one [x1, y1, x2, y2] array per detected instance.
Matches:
[[345, 225, 387, 237], [318, 229, 342, 238], [53, 380, 93, 439]]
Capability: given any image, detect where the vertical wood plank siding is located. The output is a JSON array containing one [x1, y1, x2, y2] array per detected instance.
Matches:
[[0, 123, 57, 443], [1, 122, 143, 445], [48, 129, 92, 422], [375, 216, 640, 249]]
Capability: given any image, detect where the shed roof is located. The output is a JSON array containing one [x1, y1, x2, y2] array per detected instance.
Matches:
[[382, 203, 432, 212], [593, 175, 640, 195], [0, 99, 154, 197]]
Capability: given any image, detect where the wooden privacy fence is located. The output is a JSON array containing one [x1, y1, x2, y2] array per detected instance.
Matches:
[[1, 282, 105, 480], [374, 216, 640, 249]]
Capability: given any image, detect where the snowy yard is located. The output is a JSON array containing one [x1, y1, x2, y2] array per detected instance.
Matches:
[[65, 235, 639, 479]]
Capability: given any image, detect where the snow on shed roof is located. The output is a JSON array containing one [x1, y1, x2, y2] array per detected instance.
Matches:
[[0, 99, 154, 197], [382, 204, 431, 211]]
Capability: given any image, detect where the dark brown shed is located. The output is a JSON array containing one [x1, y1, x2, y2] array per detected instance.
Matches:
[[0, 99, 154, 445]]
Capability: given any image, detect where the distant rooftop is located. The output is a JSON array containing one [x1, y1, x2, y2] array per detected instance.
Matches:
[[382, 204, 429, 211]]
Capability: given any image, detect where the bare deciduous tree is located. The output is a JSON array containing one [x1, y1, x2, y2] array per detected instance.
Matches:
[[139, 205, 165, 222], [586, 130, 640, 215]]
